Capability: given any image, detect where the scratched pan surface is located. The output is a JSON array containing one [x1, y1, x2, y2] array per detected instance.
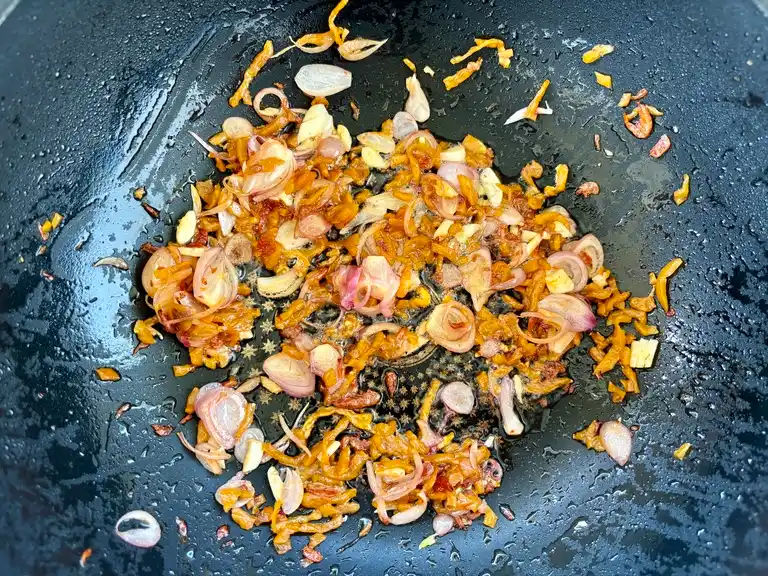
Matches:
[[1, 0, 767, 574]]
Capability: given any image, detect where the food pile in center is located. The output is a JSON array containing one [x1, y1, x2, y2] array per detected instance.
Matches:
[[129, 0, 682, 565]]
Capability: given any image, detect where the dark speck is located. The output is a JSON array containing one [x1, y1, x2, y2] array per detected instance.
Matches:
[[743, 92, 765, 108]]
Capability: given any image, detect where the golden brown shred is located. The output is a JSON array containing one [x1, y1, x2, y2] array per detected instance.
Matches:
[[672, 174, 690, 206], [573, 420, 605, 452], [229, 40, 274, 108], [443, 57, 483, 90], [95, 367, 121, 382], [674, 443, 693, 460]]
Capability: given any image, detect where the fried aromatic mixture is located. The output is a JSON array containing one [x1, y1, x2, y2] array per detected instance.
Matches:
[[126, 0, 686, 564]]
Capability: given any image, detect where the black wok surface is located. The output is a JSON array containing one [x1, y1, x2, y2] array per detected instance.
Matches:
[[1, 0, 767, 574]]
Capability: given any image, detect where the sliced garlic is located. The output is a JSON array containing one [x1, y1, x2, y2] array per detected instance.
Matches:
[[218, 210, 235, 236], [523, 232, 543, 255], [456, 223, 481, 245], [552, 221, 574, 238], [630, 339, 659, 368], [545, 268, 575, 294], [405, 74, 430, 122], [257, 270, 303, 299], [178, 246, 206, 257], [378, 467, 406, 480], [242, 439, 264, 474], [297, 104, 334, 145], [278, 192, 294, 207], [190, 184, 202, 214], [336, 124, 352, 151], [276, 220, 312, 250], [357, 132, 395, 154], [325, 441, 341, 457], [267, 466, 283, 500], [361, 146, 388, 170], [432, 219, 453, 238], [260, 376, 283, 394], [176, 210, 197, 245], [479, 168, 503, 208], [440, 145, 466, 163], [592, 270, 609, 287]]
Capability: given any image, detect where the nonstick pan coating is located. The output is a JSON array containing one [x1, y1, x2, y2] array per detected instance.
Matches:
[[0, 0, 767, 574]]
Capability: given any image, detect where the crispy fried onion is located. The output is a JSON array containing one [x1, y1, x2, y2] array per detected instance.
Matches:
[[215, 471, 255, 512], [243, 139, 296, 199], [374, 491, 429, 525], [333, 256, 400, 318], [194, 383, 249, 450], [623, 104, 654, 139], [426, 301, 476, 353], [192, 247, 239, 310], [367, 454, 425, 502], [460, 247, 493, 312]]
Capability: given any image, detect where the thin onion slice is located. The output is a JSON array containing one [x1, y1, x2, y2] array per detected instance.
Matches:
[[278, 413, 311, 457], [438, 162, 477, 194], [359, 322, 400, 339], [440, 381, 475, 415], [192, 247, 239, 309], [492, 268, 526, 291], [309, 344, 342, 377], [469, 440, 479, 469], [499, 376, 524, 436], [599, 420, 633, 466], [234, 427, 265, 462], [141, 247, 177, 297], [400, 130, 438, 151], [295, 64, 352, 97], [563, 233, 604, 277], [393, 111, 418, 140], [115, 510, 161, 548], [177, 431, 232, 461], [253, 87, 289, 121], [355, 256, 400, 318], [281, 469, 305, 515], [189, 130, 224, 158], [243, 139, 295, 198], [263, 353, 316, 397], [215, 471, 255, 512], [433, 513, 454, 536], [194, 385, 248, 450], [538, 294, 597, 332], [389, 492, 428, 525], [338, 38, 388, 61], [290, 32, 335, 54], [460, 247, 492, 312], [518, 310, 568, 344], [547, 251, 589, 293], [426, 302, 476, 353]]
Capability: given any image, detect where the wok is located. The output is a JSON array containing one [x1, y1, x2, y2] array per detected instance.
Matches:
[[0, 0, 767, 574]]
